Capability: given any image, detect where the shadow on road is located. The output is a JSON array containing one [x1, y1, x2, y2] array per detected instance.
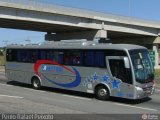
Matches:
[[7, 81, 94, 98], [7, 81, 152, 104], [109, 96, 152, 105]]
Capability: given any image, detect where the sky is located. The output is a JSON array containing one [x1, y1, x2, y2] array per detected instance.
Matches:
[[0, 0, 160, 47]]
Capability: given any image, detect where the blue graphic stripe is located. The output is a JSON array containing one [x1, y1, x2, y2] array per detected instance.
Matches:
[[42, 67, 81, 88]]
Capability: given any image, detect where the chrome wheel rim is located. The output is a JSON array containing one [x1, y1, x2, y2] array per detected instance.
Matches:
[[33, 80, 39, 88], [98, 88, 107, 97]]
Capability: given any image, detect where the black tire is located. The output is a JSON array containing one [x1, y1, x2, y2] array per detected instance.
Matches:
[[32, 77, 41, 90], [95, 86, 110, 101]]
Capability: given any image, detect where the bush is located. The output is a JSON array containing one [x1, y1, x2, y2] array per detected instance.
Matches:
[[0, 56, 4, 65], [154, 69, 160, 78]]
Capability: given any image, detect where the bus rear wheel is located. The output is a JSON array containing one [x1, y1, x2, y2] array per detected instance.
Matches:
[[95, 86, 110, 101], [32, 78, 41, 90]]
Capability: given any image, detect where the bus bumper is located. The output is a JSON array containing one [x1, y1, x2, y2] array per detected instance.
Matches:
[[136, 86, 155, 99]]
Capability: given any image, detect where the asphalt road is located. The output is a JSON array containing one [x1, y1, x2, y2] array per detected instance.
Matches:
[[0, 72, 159, 120]]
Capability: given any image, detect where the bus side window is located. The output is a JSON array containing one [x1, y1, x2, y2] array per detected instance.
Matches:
[[26, 50, 31, 62], [58, 51, 64, 64], [40, 50, 46, 60], [7, 49, 17, 62], [71, 51, 81, 65], [95, 51, 105, 67], [64, 50, 82, 66], [109, 59, 132, 84], [64, 51, 69, 65], [30, 50, 38, 63], [84, 51, 94, 66], [21, 50, 27, 62], [46, 50, 54, 61], [18, 49, 30, 63], [17, 50, 21, 62], [18, 49, 26, 62], [53, 51, 59, 62]]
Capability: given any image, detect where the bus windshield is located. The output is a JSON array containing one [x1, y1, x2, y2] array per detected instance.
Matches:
[[129, 49, 154, 83]]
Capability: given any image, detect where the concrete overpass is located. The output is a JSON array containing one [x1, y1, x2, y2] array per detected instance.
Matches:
[[0, 0, 160, 67]]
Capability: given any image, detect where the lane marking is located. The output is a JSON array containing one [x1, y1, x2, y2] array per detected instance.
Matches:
[[0, 83, 13, 87], [0, 94, 23, 99], [0, 83, 46, 92], [115, 103, 158, 111], [62, 94, 91, 100], [0, 83, 91, 100], [1, 83, 159, 110]]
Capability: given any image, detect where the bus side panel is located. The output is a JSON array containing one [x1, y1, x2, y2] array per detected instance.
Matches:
[[5, 63, 135, 99], [5, 62, 34, 84], [111, 82, 135, 99], [39, 65, 111, 93]]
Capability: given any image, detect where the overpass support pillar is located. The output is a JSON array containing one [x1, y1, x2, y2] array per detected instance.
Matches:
[[153, 36, 160, 68], [45, 30, 107, 41], [153, 44, 159, 68]]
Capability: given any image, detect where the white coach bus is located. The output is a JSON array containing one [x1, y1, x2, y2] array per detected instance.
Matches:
[[5, 41, 155, 100]]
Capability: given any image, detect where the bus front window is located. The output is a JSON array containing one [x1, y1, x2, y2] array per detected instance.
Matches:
[[129, 49, 154, 83]]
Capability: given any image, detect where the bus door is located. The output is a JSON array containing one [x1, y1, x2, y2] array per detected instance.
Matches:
[[106, 56, 134, 99]]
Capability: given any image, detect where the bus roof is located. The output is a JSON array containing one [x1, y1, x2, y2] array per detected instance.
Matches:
[[6, 41, 147, 51]]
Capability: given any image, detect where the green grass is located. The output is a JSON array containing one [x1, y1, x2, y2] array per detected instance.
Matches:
[[154, 69, 160, 88], [157, 84, 160, 88], [154, 69, 160, 78]]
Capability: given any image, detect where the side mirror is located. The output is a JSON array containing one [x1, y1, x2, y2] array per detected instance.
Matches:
[[124, 57, 130, 68]]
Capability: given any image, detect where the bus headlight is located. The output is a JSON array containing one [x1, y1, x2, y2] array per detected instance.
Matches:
[[135, 86, 143, 98], [135, 86, 143, 91]]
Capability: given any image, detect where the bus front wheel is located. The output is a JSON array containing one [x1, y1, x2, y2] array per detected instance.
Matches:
[[32, 77, 41, 90], [95, 86, 110, 101]]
